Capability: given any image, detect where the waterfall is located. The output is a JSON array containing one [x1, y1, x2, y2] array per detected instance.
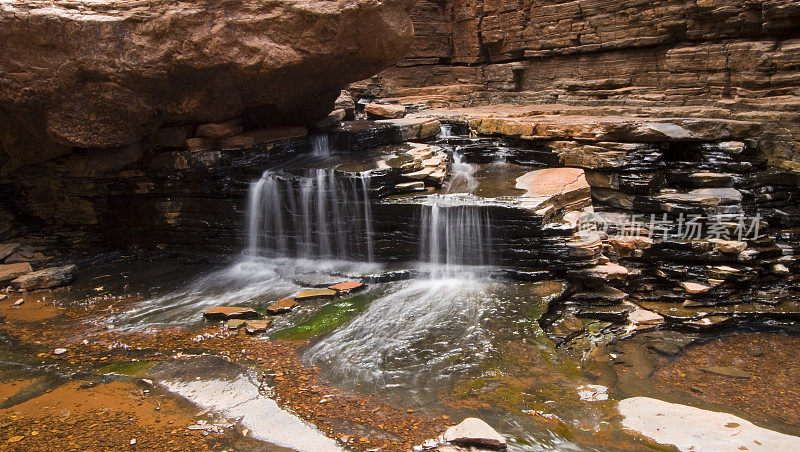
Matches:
[[439, 123, 455, 138], [311, 134, 331, 157], [246, 169, 374, 261], [443, 151, 479, 194], [418, 195, 492, 278]]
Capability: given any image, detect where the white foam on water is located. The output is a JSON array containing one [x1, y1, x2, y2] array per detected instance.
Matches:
[[305, 278, 494, 387], [113, 257, 379, 330]]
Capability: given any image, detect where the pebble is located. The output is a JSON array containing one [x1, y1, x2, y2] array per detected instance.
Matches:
[[746, 346, 764, 357], [13, 298, 24, 307], [53, 348, 67, 355], [130, 438, 136, 445]]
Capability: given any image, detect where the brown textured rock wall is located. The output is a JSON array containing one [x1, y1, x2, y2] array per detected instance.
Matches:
[[0, 0, 415, 173], [355, 0, 800, 170]]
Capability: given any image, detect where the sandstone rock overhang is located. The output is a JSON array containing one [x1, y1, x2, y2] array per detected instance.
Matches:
[[0, 0, 415, 171]]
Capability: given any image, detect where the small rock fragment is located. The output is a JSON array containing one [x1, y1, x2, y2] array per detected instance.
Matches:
[[443, 417, 507, 450], [577, 384, 609, 401], [328, 281, 365, 294], [245, 319, 272, 334], [680, 281, 711, 294], [12, 298, 23, 307], [53, 348, 67, 355], [746, 346, 763, 357], [294, 288, 337, 301], [267, 298, 297, 314], [772, 263, 790, 275]]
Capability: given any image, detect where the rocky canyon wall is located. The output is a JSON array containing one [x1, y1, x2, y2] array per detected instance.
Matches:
[[354, 0, 800, 170], [0, 0, 415, 238], [0, 0, 414, 173]]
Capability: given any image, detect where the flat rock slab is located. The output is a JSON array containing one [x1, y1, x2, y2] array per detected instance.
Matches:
[[0, 262, 32, 283], [365, 103, 406, 119], [11, 264, 76, 290], [515, 167, 591, 217], [290, 274, 340, 288], [680, 281, 711, 294], [294, 288, 338, 301], [619, 396, 800, 451], [657, 188, 743, 206], [267, 298, 298, 314], [203, 306, 259, 320], [443, 417, 507, 450], [245, 319, 272, 334], [227, 319, 246, 330], [698, 366, 752, 379], [328, 281, 365, 294], [578, 262, 629, 282]]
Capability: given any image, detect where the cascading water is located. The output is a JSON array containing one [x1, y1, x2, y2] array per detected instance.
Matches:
[[246, 169, 374, 261], [418, 195, 492, 277], [312, 134, 331, 157], [443, 151, 479, 194], [439, 123, 455, 139], [305, 191, 495, 388]]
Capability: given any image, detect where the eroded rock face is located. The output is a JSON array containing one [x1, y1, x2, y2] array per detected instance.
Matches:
[[355, 0, 800, 170], [0, 0, 415, 171]]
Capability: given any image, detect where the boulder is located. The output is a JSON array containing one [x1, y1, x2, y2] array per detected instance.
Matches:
[[334, 90, 356, 119], [0, 262, 32, 283], [202, 306, 259, 320], [365, 103, 407, 119], [11, 264, 77, 290], [443, 418, 507, 450], [0, 0, 415, 171]]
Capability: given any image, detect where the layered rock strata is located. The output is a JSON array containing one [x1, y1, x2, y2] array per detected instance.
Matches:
[[354, 0, 800, 170]]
